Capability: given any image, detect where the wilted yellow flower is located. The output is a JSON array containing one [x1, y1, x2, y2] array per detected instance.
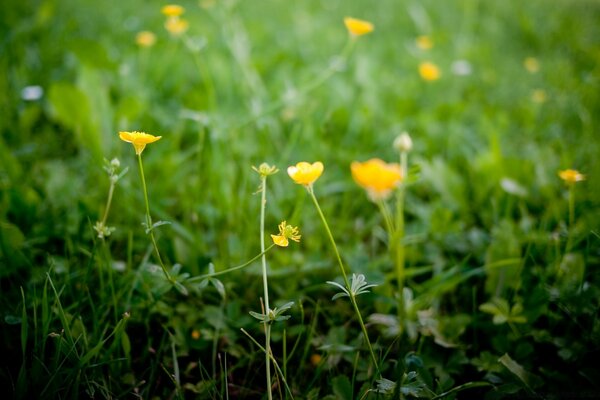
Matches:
[[531, 89, 547, 104], [351, 158, 403, 201], [252, 163, 278, 177], [559, 169, 585, 184], [271, 221, 301, 247], [165, 17, 189, 35], [419, 62, 441, 81], [136, 31, 156, 48], [344, 17, 374, 37], [119, 131, 162, 155], [287, 161, 324, 186], [416, 35, 433, 50], [161, 4, 185, 17], [524, 57, 540, 73]]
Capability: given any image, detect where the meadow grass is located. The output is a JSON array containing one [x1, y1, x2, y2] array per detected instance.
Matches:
[[1, 0, 600, 398]]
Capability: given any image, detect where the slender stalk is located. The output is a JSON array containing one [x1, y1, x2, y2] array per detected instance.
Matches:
[[394, 151, 409, 322], [100, 181, 115, 228], [566, 184, 575, 253], [259, 175, 273, 400], [137, 154, 173, 283], [307, 186, 379, 373], [186, 244, 275, 282]]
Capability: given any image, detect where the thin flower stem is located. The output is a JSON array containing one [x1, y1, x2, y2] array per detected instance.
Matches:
[[187, 244, 276, 282], [566, 184, 575, 253], [100, 181, 115, 227], [137, 154, 173, 283], [307, 186, 380, 374], [394, 151, 409, 323], [376, 199, 395, 238], [259, 175, 273, 400]]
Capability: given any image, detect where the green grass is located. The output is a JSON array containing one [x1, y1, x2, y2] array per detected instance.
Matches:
[[1, 0, 600, 398]]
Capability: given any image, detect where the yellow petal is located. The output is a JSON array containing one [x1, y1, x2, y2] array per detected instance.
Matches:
[[344, 17, 374, 37], [161, 4, 185, 17], [271, 235, 289, 247], [419, 62, 441, 81], [287, 161, 324, 186]]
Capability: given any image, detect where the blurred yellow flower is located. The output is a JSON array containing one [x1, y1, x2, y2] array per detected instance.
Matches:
[[419, 62, 441, 81], [270, 221, 301, 247], [531, 89, 547, 103], [558, 169, 585, 184], [136, 31, 156, 48], [287, 161, 324, 186], [161, 4, 185, 17], [416, 35, 433, 50], [344, 17, 374, 37], [351, 158, 403, 201], [119, 131, 162, 155], [191, 329, 201, 340], [165, 17, 189, 35], [310, 354, 322, 366], [524, 57, 540, 73]]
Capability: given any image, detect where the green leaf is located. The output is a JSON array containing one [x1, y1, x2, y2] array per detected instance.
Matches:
[[332, 375, 353, 400], [498, 353, 543, 391]]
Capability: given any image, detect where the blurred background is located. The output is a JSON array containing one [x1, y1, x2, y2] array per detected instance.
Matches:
[[1, 0, 599, 398]]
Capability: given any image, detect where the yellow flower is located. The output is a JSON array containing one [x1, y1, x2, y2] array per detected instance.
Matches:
[[558, 169, 585, 184], [419, 62, 441, 81], [270, 221, 301, 247], [119, 131, 162, 155], [191, 329, 201, 340], [136, 31, 156, 48], [161, 4, 185, 17], [165, 17, 189, 36], [310, 354, 322, 366], [531, 89, 547, 104], [524, 57, 540, 73], [344, 17, 374, 37], [351, 158, 403, 201], [287, 161, 324, 186], [416, 35, 433, 50]]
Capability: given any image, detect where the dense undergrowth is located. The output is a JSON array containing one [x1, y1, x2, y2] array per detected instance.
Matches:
[[1, 0, 600, 398]]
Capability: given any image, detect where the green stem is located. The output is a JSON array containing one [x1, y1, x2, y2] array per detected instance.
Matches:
[[567, 185, 575, 252], [100, 180, 115, 227], [137, 154, 173, 283], [259, 175, 273, 400], [394, 151, 408, 323], [307, 186, 379, 374], [187, 244, 276, 282]]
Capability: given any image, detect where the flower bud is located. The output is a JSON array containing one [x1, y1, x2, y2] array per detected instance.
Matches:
[[393, 132, 413, 153]]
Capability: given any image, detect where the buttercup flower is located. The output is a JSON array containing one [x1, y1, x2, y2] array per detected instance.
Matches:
[[136, 31, 156, 48], [119, 131, 162, 155], [351, 158, 403, 201], [271, 221, 301, 247], [165, 17, 189, 35], [419, 62, 441, 81], [344, 17, 374, 37], [558, 169, 585, 184], [524, 57, 540, 73], [287, 161, 324, 186], [416, 35, 433, 50], [161, 4, 185, 17]]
